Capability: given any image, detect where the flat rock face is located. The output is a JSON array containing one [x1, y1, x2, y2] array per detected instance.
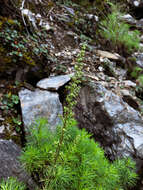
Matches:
[[96, 50, 121, 60], [121, 14, 137, 25], [36, 74, 73, 91], [134, 53, 143, 68], [75, 82, 143, 163], [0, 139, 36, 190], [19, 88, 63, 131]]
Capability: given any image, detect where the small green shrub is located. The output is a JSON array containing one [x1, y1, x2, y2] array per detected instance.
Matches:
[[130, 66, 143, 87], [113, 158, 138, 188], [21, 118, 137, 190], [131, 66, 142, 78], [0, 177, 26, 190], [99, 5, 140, 53]]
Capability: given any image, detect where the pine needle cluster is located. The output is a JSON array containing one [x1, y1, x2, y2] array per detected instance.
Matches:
[[0, 177, 26, 190], [20, 119, 137, 190], [99, 4, 140, 53]]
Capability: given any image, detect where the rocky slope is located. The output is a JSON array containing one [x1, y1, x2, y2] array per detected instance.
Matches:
[[1, 0, 143, 189]]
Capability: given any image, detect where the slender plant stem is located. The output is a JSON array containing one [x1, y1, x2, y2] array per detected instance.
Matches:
[[45, 43, 86, 189]]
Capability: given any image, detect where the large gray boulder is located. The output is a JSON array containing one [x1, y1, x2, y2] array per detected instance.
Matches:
[[0, 139, 37, 190], [75, 81, 143, 163], [19, 88, 63, 131]]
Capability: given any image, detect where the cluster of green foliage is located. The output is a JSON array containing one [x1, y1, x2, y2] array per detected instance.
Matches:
[[131, 66, 143, 84], [130, 66, 143, 100], [1, 93, 19, 111], [0, 16, 56, 72], [0, 177, 26, 190], [20, 118, 137, 190], [0, 91, 22, 133], [99, 5, 140, 53]]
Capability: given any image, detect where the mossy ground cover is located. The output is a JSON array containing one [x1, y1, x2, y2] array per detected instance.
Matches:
[[0, 16, 55, 77], [0, 80, 23, 145]]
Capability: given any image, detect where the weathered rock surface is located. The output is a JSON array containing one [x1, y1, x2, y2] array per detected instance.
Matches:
[[121, 14, 137, 25], [19, 88, 63, 131], [136, 18, 143, 28], [122, 80, 136, 88], [120, 14, 143, 30], [0, 139, 37, 190], [101, 58, 127, 80], [36, 74, 74, 91], [75, 81, 143, 164], [134, 52, 143, 68], [96, 50, 122, 60]]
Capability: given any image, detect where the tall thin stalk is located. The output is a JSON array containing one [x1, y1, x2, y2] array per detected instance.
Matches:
[[45, 43, 86, 189]]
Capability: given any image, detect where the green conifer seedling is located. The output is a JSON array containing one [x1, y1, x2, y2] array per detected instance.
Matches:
[[99, 4, 140, 53], [0, 177, 26, 190]]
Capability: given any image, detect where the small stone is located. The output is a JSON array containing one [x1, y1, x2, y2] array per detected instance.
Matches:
[[123, 80, 136, 88], [86, 14, 94, 19], [140, 35, 143, 43], [64, 6, 75, 15], [136, 19, 143, 29], [120, 14, 136, 25], [71, 61, 75, 65], [134, 53, 143, 68], [43, 23, 52, 31], [140, 43, 143, 48], [0, 125, 5, 134], [94, 15, 99, 22], [36, 74, 74, 91], [121, 89, 130, 96], [36, 13, 41, 19], [85, 67, 90, 72], [98, 66, 104, 72], [0, 117, 4, 121], [85, 74, 99, 81], [97, 50, 121, 60], [55, 52, 61, 57], [99, 57, 104, 62], [134, 0, 139, 6]]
